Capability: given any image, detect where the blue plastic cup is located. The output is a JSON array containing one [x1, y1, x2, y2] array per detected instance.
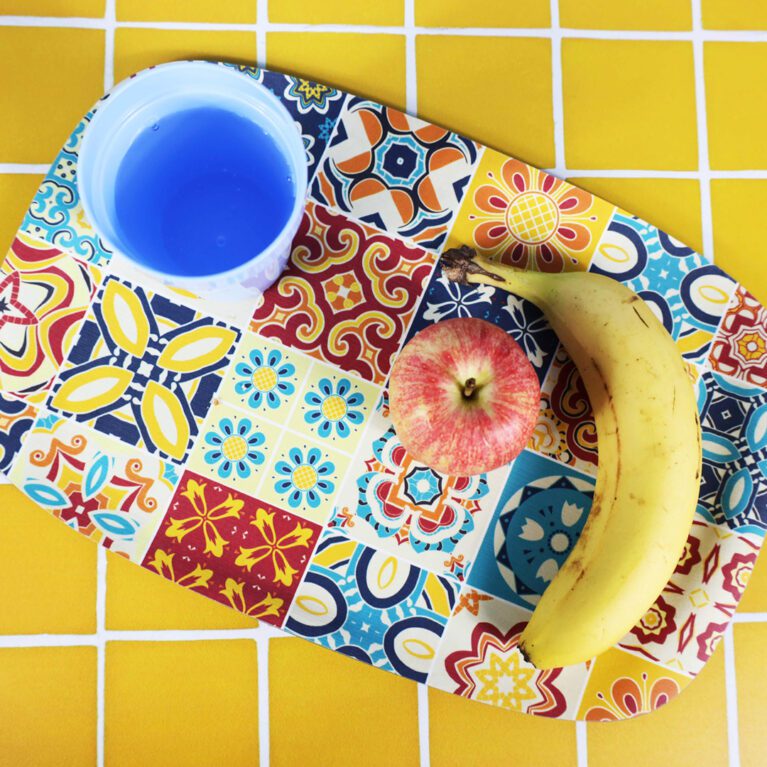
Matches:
[[78, 61, 308, 299]]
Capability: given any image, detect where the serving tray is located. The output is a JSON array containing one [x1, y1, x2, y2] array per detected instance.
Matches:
[[1, 61, 765, 721]]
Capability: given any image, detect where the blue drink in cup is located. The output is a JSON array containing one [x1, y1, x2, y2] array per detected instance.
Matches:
[[78, 62, 308, 298]]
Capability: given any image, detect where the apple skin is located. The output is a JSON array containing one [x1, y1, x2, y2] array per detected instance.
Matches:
[[389, 317, 540, 476]]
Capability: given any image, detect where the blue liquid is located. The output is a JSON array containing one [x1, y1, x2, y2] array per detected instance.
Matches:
[[113, 107, 295, 277]]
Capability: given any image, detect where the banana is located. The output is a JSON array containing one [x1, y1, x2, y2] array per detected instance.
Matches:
[[441, 246, 702, 669]]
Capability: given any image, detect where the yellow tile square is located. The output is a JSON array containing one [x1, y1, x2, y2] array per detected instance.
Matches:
[[0, 27, 104, 163], [738, 539, 767, 612], [703, 0, 767, 30], [117, 0, 257, 23], [0, 646, 96, 767], [446, 148, 614, 271], [270, 0, 403, 25], [417, 36, 554, 169], [735, 623, 767, 767], [106, 551, 257, 630], [106, 640, 259, 767], [0, 0, 104, 15], [267, 32, 406, 111], [587, 646, 728, 767], [705, 43, 767, 170], [572, 177, 703, 254], [562, 40, 698, 170], [0, 174, 43, 255], [711, 180, 767, 307], [560, 0, 691, 30], [269, 637, 419, 767], [429, 687, 577, 766], [113, 28, 256, 84], [0, 486, 96, 634], [415, 0, 549, 27]]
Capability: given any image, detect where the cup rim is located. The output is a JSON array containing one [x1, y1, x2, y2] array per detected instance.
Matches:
[[78, 60, 308, 288]]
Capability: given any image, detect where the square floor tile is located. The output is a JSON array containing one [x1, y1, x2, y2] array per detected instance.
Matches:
[[311, 99, 480, 250], [270, 0, 403, 24], [142, 469, 322, 626], [562, 39, 697, 170], [267, 32, 406, 112], [415, 0, 549, 27], [0, 646, 96, 766], [560, 0, 691, 30], [429, 588, 590, 716], [705, 43, 767, 169], [286, 528, 459, 682], [0, 27, 104, 163], [417, 36, 555, 168], [0, 235, 101, 397], [117, 0, 257, 22], [330, 409, 507, 582], [0, 393, 37, 475], [250, 202, 437, 385], [0, 174, 43, 255], [703, 0, 767, 29], [105, 641, 258, 767], [735, 623, 767, 767], [445, 148, 615, 272], [47, 275, 240, 463], [0, 485, 96, 634], [1, 0, 104, 12], [10, 412, 179, 561], [466, 449, 595, 609]]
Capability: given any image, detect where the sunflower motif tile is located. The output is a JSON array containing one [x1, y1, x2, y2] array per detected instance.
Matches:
[[46, 275, 240, 464], [445, 148, 615, 272], [310, 98, 480, 249], [428, 588, 590, 717], [142, 469, 322, 626], [250, 202, 437, 385], [709, 285, 767, 388], [0, 234, 101, 396], [285, 527, 459, 682], [0, 393, 37, 475], [9, 412, 179, 561], [466, 450, 595, 608]]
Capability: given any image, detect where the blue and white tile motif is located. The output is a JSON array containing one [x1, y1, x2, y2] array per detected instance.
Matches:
[[467, 450, 595, 609], [286, 529, 458, 682], [697, 370, 767, 536], [589, 212, 736, 363], [22, 115, 113, 266], [405, 270, 558, 383]]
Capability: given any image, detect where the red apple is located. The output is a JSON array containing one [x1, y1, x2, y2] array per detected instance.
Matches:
[[389, 317, 540, 476]]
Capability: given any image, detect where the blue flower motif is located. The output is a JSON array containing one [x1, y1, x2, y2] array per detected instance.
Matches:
[[234, 348, 295, 410], [317, 116, 336, 142], [204, 417, 265, 480], [304, 378, 365, 439], [274, 447, 335, 508]]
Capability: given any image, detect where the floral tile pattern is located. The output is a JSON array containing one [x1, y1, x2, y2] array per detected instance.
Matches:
[[0, 235, 101, 396], [577, 646, 691, 721], [709, 285, 767, 388], [250, 202, 436, 385], [330, 410, 506, 581], [9, 412, 178, 561], [311, 98, 479, 249], [142, 469, 322, 625], [429, 589, 590, 717], [590, 211, 737, 363], [446, 149, 615, 272], [0, 393, 37, 475], [285, 528, 459, 682], [617, 516, 761, 676], [697, 370, 767, 535], [22, 115, 113, 266], [46, 275, 240, 463], [467, 450, 595, 608]]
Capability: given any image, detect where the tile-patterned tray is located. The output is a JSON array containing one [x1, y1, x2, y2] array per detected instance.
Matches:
[[1, 62, 766, 721]]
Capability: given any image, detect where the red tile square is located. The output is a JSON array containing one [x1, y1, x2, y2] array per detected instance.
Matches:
[[142, 470, 322, 625]]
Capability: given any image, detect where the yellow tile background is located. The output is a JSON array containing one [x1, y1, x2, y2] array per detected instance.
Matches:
[[1, 3, 767, 765]]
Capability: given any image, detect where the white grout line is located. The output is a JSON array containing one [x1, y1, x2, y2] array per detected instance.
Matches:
[[734, 612, 767, 623], [549, 0, 566, 176], [691, 0, 715, 262], [576, 720, 588, 767], [256, 0, 267, 68], [0, 163, 50, 174], [417, 683, 430, 767], [96, 547, 107, 767], [257, 636, 270, 767], [404, 0, 417, 115], [723, 625, 741, 767]]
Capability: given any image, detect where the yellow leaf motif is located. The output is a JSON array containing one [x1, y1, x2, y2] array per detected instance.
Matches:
[[147, 549, 213, 589], [220, 578, 284, 618], [157, 325, 238, 373], [235, 507, 314, 586], [140, 380, 190, 460], [165, 477, 243, 557], [101, 278, 151, 357], [50, 365, 133, 415]]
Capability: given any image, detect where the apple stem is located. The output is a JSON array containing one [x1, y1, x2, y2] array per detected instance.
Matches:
[[463, 377, 477, 398]]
